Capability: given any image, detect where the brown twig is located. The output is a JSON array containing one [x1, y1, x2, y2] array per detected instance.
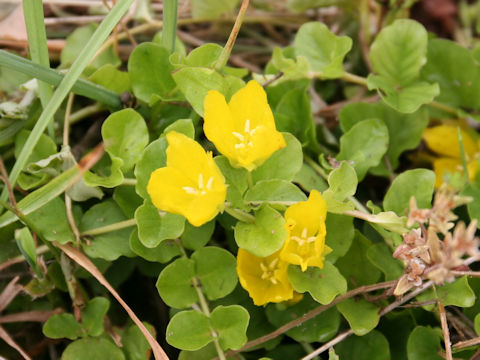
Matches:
[[452, 337, 480, 350], [0, 309, 63, 324], [438, 301, 453, 360], [0, 325, 31, 360]]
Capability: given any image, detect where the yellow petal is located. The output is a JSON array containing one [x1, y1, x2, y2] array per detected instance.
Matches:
[[284, 190, 327, 236], [203, 90, 237, 160], [237, 249, 293, 306], [423, 125, 477, 159], [228, 80, 276, 131]]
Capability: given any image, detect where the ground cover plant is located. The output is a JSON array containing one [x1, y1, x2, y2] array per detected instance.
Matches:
[[1, 0, 480, 359]]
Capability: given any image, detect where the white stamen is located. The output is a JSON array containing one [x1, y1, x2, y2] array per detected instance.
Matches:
[[269, 258, 279, 269], [198, 173, 204, 189], [247, 141, 254, 147], [250, 128, 257, 136], [244, 119, 251, 133], [235, 143, 246, 149], [270, 277, 278, 285], [291, 236, 305, 246], [182, 186, 197, 195], [206, 177, 214, 190], [260, 263, 268, 273], [301, 228, 308, 239], [232, 132, 245, 141]]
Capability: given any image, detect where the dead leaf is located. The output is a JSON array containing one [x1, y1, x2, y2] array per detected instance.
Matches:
[[0, 5, 27, 42]]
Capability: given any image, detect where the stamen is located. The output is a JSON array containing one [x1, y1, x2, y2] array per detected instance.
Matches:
[[291, 236, 305, 246], [198, 173, 204, 189], [235, 143, 246, 149], [232, 132, 245, 141], [269, 277, 278, 285], [260, 263, 268, 272], [206, 177, 214, 190], [182, 186, 197, 195], [247, 141, 253, 147], [244, 119, 251, 133], [301, 228, 308, 239], [269, 258, 279, 269]]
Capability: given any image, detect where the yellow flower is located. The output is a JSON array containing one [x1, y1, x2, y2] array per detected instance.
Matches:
[[422, 125, 479, 188], [203, 80, 286, 171], [237, 248, 294, 306], [280, 190, 332, 271], [147, 131, 226, 227]]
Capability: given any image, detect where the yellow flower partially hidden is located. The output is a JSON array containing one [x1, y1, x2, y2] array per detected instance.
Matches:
[[280, 190, 332, 272], [203, 80, 286, 171], [237, 249, 293, 306], [422, 125, 479, 188], [147, 131, 226, 227]]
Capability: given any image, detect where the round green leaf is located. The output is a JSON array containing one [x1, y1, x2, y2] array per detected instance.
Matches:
[[166, 310, 212, 351], [337, 298, 380, 336], [181, 220, 215, 251], [191, 247, 238, 300], [135, 200, 185, 248], [128, 42, 177, 104], [43, 313, 83, 340], [366, 243, 404, 281], [113, 185, 143, 218], [252, 133, 303, 183], [266, 295, 340, 343], [210, 305, 250, 350], [416, 276, 476, 309], [88, 64, 131, 94], [121, 322, 155, 360], [134, 137, 167, 199], [156, 257, 198, 309], [325, 214, 354, 263], [234, 205, 287, 257], [62, 337, 125, 360], [244, 179, 307, 207], [129, 230, 180, 263], [294, 22, 352, 78], [335, 330, 390, 360], [102, 109, 149, 172], [337, 119, 389, 181], [80, 200, 134, 260], [288, 262, 347, 304], [407, 326, 443, 360], [474, 313, 480, 335], [81, 297, 110, 336]]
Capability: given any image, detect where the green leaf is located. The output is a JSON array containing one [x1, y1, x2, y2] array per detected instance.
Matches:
[[461, 183, 480, 225], [339, 102, 429, 173], [43, 313, 83, 340], [27, 197, 75, 244], [266, 295, 340, 343], [102, 109, 149, 172], [421, 39, 480, 111], [294, 22, 352, 78], [81, 297, 109, 337], [234, 205, 287, 257], [129, 231, 180, 263], [367, 76, 439, 113], [135, 200, 185, 248], [113, 186, 143, 218], [325, 214, 354, 263], [293, 163, 328, 193], [337, 298, 380, 336], [252, 133, 303, 183], [214, 156, 249, 210], [335, 330, 391, 360], [62, 337, 125, 360], [287, 0, 347, 12], [83, 154, 124, 188], [166, 310, 212, 351], [416, 276, 476, 309], [244, 179, 307, 207], [367, 19, 438, 113], [181, 220, 215, 250], [210, 305, 249, 350], [366, 243, 404, 281], [14, 227, 40, 274], [156, 257, 198, 309], [121, 322, 155, 360], [406, 326, 443, 360], [163, 118, 195, 139], [60, 24, 120, 72], [288, 262, 347, 304], [474, 313, 480, 335], [172, 67, 245, 116], [191, 0, 238, 19], [337, 119, 389, 180], [80, 200, 134, 260], [171, 43, 223, 69], [192, 247, 238, 300], [383, 169, 435, 215], [322, 162, 358, 213], [128, 42, 178, 104], [88, 64, 131, 94], [268, 47, 310, 82], [335, 230, 381, 287], [135, 137, 167, 199]]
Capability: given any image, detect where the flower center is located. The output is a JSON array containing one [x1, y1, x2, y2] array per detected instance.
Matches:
[[290, 227, 317, 246], [182, 173, 214, 196], [232, 119, 257, 150], [260, 257, 280, 284]]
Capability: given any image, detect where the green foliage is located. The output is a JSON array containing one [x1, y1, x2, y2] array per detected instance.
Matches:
[[62, 338, 126, 360], [322, 162, 357, 213], [335, 330, 391, 360], [337, 298, 380, 336], [406, 326, 443, 360]]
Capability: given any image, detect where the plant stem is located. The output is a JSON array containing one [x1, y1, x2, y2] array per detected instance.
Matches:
[[214, 0, 250, 71], [121, 178, 137, 186], [162, 0, 178, 53], [224, 205, 255, 223], [69, 103, 106, 125], [81, 218, 136, 236], [246, 171, 254, 190], [341, 72, 368, 86]]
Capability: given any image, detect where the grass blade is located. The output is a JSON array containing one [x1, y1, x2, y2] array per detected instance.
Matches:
[[0, 0, 133, 206], [162, 0, 178, 53]]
